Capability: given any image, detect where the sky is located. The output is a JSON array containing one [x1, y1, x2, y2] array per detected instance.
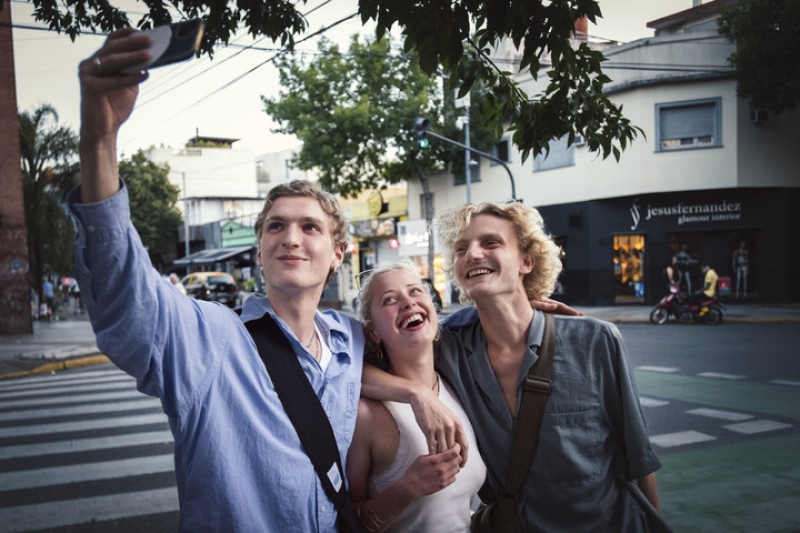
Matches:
[[11, 0, 693, 158]]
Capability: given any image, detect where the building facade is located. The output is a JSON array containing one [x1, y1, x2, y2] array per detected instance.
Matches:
[[407, 0, 800, 306]]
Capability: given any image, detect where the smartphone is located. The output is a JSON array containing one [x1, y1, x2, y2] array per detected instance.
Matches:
[[122, 19, 205, 73]]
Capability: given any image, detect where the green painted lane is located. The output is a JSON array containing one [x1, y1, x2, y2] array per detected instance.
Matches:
[[634, 371, 800, 422], [657, 434, 800, 532]]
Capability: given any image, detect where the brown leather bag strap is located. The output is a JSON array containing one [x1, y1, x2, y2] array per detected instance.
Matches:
[[504, 312, 556, 496]]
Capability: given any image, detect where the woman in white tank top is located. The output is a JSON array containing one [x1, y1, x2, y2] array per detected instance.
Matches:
[[347, 263, 487, 532]]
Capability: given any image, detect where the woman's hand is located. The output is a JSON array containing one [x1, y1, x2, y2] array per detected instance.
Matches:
[[399, 444, 463, 500]]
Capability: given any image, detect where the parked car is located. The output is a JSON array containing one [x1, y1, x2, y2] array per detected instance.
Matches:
[[181, 272, 238, 308]]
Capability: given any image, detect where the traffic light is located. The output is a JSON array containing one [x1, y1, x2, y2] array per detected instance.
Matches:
[[412, 117, 430, 148]]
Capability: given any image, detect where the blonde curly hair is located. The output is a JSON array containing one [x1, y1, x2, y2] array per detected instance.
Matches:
[[437, 202, 563, 304]]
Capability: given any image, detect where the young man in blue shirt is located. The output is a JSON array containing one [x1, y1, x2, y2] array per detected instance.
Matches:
[[72, 29, 368, 532]]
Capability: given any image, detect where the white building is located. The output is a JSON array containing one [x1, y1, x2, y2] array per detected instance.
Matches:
[[406, 0, 800, 306]]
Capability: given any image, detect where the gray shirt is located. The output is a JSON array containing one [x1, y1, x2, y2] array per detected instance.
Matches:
[[439, 309, 662, 532]]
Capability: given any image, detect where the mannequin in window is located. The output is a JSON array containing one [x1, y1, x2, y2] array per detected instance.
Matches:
[[732, 241, 749, 299], [674, 244, 694, 294]]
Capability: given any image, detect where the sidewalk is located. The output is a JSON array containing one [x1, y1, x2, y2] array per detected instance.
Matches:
[[2, 302, 799, 380]]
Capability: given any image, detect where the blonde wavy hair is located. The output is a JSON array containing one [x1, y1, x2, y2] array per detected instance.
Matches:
[[437, 202, 563, 304]]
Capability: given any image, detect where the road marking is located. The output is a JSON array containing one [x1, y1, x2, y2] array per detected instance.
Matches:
[[0, 430, 174, 460], [650, 430, 717, 448], [0, 454, 175, 491], [637, 366, 680, 373], [0, 412, 168, 438], [0, 369, 127, 390], [0, 487, 179, 533], [0, 397, 161, 422], [697, 372, 746, 380], [0, 379, 136, 400], [723, 420, 794, 434], [686, 408, 753, 421], [639, 396, 670, 407], [770, 380, 800, 387], [0, 389, 147, 410]]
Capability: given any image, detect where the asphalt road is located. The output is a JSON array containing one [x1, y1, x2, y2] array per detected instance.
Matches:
[[1, 323, 798, 532], [618, 322, 800, 532]]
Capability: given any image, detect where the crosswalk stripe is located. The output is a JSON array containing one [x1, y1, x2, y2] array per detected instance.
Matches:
[[0, 430, 174, 460], [636, 366, 679, 373], [650, 430, 717, 448], [770, 379, 800, 387], [0, 397, 161, 422], [0, 412, 168, 438], [0, 487, 179, 533], [697, 372, 746, 380], [723, 420, 793, 434], [0, 379, 136, 400], [639, 396, 670, 407], [0, 369, 128, 390], [686, 408, 753, 421], [0, 453, 175, 491], [0, 389, 148, 410]]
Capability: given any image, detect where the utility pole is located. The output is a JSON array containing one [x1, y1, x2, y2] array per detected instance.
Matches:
[[457, 94, 472, 203], [181, 171, 190, 258]]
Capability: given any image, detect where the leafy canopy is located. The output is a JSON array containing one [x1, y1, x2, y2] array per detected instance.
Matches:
[[19, 0, 642, 162], [263, 35, 445, 197], [119, 151, 183, 271], [718, 0, 800, 116]]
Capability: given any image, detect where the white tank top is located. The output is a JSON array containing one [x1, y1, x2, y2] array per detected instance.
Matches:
[[368, 377, 487, 533]]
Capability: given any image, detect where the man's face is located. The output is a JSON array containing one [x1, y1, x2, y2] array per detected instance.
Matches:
[[452, 214, 533, 303], [256, 196, 343, 296]]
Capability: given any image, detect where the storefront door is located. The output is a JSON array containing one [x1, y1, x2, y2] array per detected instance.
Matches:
[[614, 234, 646, 303]]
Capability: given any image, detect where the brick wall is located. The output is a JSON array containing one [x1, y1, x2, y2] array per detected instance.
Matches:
[[0, 0, 33, 334]]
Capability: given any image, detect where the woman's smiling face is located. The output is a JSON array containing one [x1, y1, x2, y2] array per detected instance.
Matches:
[[367, 268, 439, 355]]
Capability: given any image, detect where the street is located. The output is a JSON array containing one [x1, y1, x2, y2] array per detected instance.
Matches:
[[620, 322, 800, 532], [0, 323, 798, 532]]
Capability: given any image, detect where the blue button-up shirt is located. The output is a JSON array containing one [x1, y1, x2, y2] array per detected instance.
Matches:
[[69, 184, 365, 532]]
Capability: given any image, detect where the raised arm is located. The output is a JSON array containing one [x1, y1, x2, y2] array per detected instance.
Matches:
[[78, 28, 151, 202], [361, 364, 468, 465]]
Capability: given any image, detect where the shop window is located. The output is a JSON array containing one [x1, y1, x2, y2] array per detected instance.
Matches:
[[656, 98, 721, 151], [534, 135, 575, 172], [613, 234, 646, 303]]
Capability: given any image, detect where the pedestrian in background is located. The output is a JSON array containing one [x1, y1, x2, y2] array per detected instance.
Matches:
[[41, 276, 54, 321], [169, 273, 187, 296]]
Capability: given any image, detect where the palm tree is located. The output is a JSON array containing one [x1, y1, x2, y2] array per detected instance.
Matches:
[[19, 104, 79, 306]]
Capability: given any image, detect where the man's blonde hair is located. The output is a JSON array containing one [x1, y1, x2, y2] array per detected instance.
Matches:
[[437, 202, 563, 304]]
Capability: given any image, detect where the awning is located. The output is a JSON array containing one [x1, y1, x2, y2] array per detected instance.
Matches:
[[173, 245, 256, 267]]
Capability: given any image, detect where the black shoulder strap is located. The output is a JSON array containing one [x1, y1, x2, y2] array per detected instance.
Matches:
[[244, 313, 365, 533]]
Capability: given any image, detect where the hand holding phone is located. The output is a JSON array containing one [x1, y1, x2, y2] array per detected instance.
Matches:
[[122, 19, 205, 74]]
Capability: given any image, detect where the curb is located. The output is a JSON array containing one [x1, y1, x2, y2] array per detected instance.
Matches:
[[0, 354, 109, 381]]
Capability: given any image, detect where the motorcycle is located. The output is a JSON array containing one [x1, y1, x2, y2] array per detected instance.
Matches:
[[649, 283, 725, 325]]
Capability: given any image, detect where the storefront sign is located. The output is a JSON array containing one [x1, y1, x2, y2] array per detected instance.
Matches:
[[351, 217, 396, 238], [398, 220, 430, 257], [630, 198, 742, 230]]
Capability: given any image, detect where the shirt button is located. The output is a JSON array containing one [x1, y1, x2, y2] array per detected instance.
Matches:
[[321, 505, 327, 512], [87, 225, 96, 232]]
